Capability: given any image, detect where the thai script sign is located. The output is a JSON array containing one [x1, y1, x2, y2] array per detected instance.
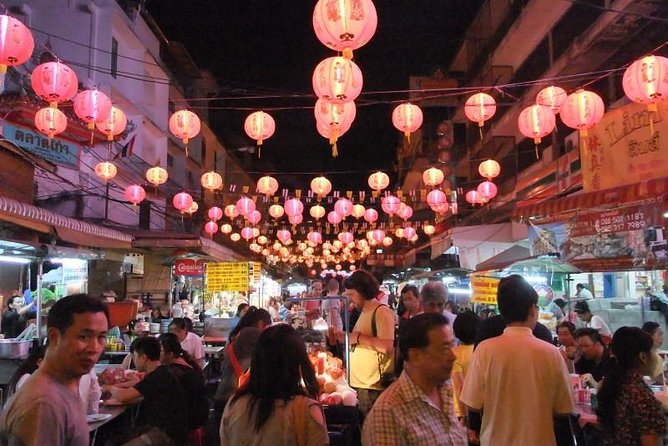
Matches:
[[470, 276, 499, 305], [2, 122, 80, 167], [206, 262, 249, 292]]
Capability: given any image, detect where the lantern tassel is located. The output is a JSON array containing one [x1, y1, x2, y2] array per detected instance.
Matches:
[[649, 108, 655, 137], [343, 48, 353, 60], [185, 144, 189, 158], [258, 145, 261, 159], [579, 129, 588, 154], [405, 131, 411, 143], [88, 123, 95, 146], [534, 137, 541, 159], [478, 124, 484, 141], [332, 142, 338, 158]]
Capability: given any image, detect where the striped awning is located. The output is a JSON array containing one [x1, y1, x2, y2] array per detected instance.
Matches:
[[514, 177, 668, 220]]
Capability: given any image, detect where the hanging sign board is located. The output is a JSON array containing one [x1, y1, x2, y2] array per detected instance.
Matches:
[[174, 259, 204, 276], [206, 262, 249, 292], [2, 122, 81, 168], [470, 276, 500, 305]]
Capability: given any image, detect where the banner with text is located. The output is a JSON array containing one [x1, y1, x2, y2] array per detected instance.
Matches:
[[2, 122, 81, 168], [206, 262, 250, 292], [470, 276, 500, 305]]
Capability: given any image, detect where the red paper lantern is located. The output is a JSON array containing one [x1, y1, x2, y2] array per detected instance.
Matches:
[[351, 204, 365, 219], [204, 221, 218, 235], [96, 106, 127, 141], [465, 92, 496, 127], [363, 208, 378, 223], [403, 227, 417, 240], [0, 15, 34, 92], [241, 227, 254, 240], [338, 232, 354, 244], [465, 190, 481, 205], [244, 111, 275, 146], [334, 198, 353, 217], [308, 231, 323, 245], [381, 195, 401, 215], [431, 203, 450, 215], [284, 198, 304, 217], [518, 104, 556, 144], [224, 204, 239, 219], [536, 85, 567, 114], [478, 159, 501, 180], [309, 205, 326, 221], [73, 89, 112, 129], [370, 229, 385, 243], [269, 204, 285, 219], [124, 184, 146, 206], [477, 181, 498, 202], [397, 203, 413, 221], [289, 213, 303, 225], [312, 56, 363, 103], [314, 99, 356, 155], [173, 192, 194, 213], [169, 110, 201, 144], [277, 229, 292, 244], [146, 166, 168, 187], [248, 210, 262, 225], [422, 167, 444, 187], [560, 89, 604, 137], [392, 103, 423, 138], [623, 55, 668, 112], [327, 211, 343, 225], [31, 61, 78, 107], [236, 196, 256, 217], [201, 171, 223, 191], [208, 207, 223, 221], [368, 171, 389, 191], [426, 189, 447, 208], [312, 0, 377, 59], [256, 175, 279, 196], [34, 107, 67, 138], [310, 176, 332, 197]]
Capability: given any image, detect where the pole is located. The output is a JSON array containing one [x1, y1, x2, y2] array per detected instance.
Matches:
[[36, 260, 43, 340]]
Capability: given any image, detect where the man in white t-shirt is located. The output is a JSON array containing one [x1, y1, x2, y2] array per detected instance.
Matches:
[[170, 317, 204, 368], [461, 275, 573, 446], [575, 283, 594, 300]]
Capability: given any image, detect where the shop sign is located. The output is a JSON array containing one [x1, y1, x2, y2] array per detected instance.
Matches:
[[249, 261, 262, 282], [2, 122, 80, 168], [470, 276, 500, 305], [174, 259, 205, 276], [206, 261, 249, 292]]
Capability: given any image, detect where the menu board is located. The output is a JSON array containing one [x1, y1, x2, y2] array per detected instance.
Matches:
[[470, 276, 500, 305], [206, 262, 250, 292]]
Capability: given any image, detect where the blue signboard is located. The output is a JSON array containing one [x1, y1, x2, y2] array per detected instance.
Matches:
[[2, 122, 80, 168]]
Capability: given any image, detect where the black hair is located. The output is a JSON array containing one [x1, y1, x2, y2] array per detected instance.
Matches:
[[236, 303, 249, 317], [553, 298, 566, 308], [497, 275, 537, 323], [6, 296, 22, 309], [445, 300, 459, 314], [575, 327, 603, 345], [574, 301, 591, 314], [453, 311, 481, 345], [576, 283, 586, 289], [158, 332, 201, 372], [228, 307, 272, 342], [597, 327, 654, 434], [231, 324, 319, 432], [474, 314, 507, 348], [7, 345, 46, 397], [343, 270, 379, 301], [557, 321, 576, 337], [47, 294, 109, 334], [170, 317, 188, 331], [642, 321, 661, 337], [398, 312, 449, 363], [130, 336, 160, 361], [401, 285, 419, 298]]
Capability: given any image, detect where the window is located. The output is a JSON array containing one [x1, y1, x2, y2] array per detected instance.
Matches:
[[111, 38, 118, 78]]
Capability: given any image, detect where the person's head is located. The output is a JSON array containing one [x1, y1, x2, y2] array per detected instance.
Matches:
[[419, 282, 448, 314], [444, 300, 458, 314], [452, 310, 482, 345], [236, 303, 249, 318], [228, 307, 272, 342], [8, 345, 46, 396], [169, 317, 189, 342], [576, 283, 586, 292], [236, 324, 319, 432], [343, 270, 379, 309], [553, 298, 566, 309], [573, 301, 592, 322], [642, 321, 663, 349], [557, 321, 577, 347], [399, 313, 456, 385], [158, 332, 185, 364], [45, 294, 109, 379], [326, 278, 339, 295], [401, 285, 420, 315], [497, 275, 538, 325], [268, 297, 279, 309], [130, 336, 160, 372], [576, 328, 605, 360], [6, 295, 25, 310], [610, 326, 656, 377], [310, 280, 323, 296]]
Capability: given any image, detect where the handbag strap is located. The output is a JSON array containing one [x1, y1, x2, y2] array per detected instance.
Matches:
[[292, 395, 309, 446], [370, 303, 388, 338]]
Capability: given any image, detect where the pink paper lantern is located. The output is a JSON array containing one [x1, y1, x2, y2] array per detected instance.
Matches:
[[236, 196, 256, 217], [269, 204, 285, 219], [284, 198, 304, 217], [248, 210, 262, 225], [623, 55, 668, 112], [381, 195, 401, 215], [207, 206, 223, 221], [392, 103, 423, 138], [257, 175, 279, 196], [338, 232, 354, 244], [536, 85, 567, 114], [0, 15, 34, 92], [95, 106, 127, 141], [124, 184, 146, 206], [327, 211, 343, 225], [277, 229, 292, 244], [73, 89, 112, 128], [464, 92, 496, 127], [518, 104, 556, 144], [363, 208, 378, 223], [312, 0, 378, 59], [289, 213, 303, 225], [244, 111, 275, 146], [465, 190, 481, 205], [34, 107, 67, 138], [477, 181, 498, 202], [307, 231, 323, 245], [31, 61, 78, 107], [370, 229, 385, 243], [204, 221, 218, 235], [241, 227, 254, 241], [560, 89, 605, 137], [169, 110, 201, 144], [312, 56, 363, 103], [397, 203, 413, 221], [403, 227, 417, 240], [173, 192, 194, 213], [432, 203, 450, 215], [224, 204, 239, 219], [314, 99, 356, 150], [426, 189, 447, 208], [334, 198, 353, 217]]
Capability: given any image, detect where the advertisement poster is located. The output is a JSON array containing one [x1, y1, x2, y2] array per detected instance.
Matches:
[[470, 276, 500, 305]]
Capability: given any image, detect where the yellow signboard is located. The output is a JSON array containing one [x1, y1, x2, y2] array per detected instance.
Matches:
[[470, 276, 500, 305], [249, 261, 262, 282], [206, 262, 249, 292]]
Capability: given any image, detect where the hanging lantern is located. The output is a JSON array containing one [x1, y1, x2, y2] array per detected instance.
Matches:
[[307, 231, 323, 245], [392, 103, 423, 139], [277, 229, 292, 244], [284, 198, 304, 217], [334, 198, 353, 217], [381, 195, 401, 215], [204, 221, 218, 235], [351, 204, 365, 219], [427, 189, 447, 208], [312, 0, 378, 59], [338, 232, 354, 244], [224, 204, 239, 219], [623, 55, 668, 112], [465, 190, 481, 205], [314, 99, 356, 157], [220, 223, 233, 234], [269, 204, 285, 219], [94, 161, 117, 181], [310, 176, 332, 197], [363, 208, 378, 223], [518, 104, 556, 144], [244, 111, 275, 151], [422, 167, 444, 187], [208, 207, 223, 221], [256, 175, 279, 196], [146, 166, 168, 187], [230, 233, 241, 242], [169, 109, 201, 145], [247, 210, 262, 225], [241, 227, 254, 241], [186, 202, 199, 215], [309, 205, 326, 221], [382, 237, 393, 247], [73, 89, 112, 129], [370, 229, 385, 243], [478, 159, 501, 180], [0, 15, 34, 92], [464, 92, 496, 127], [477, 181, 498, 202], [96, 106, 127, 141], [124, 184, 146, 206], [368, 171, 389, 191], [257, 235, 268, 245], [560, 89, 605, 138], [403, 227, 417, 240], [236, 196, 256, 217], [397, 203, 413, 221], [173, 192, 194, 214], [423, 224, 436, 236], [312, 56, 363, 103], [536, 85, 567, 114], [34, 107, 67, 138], [201, 171, 223, 191], [289, 213, 303, 225], [31, 61, 78, 107], [328, 211, 343, 225], [395, 228, 405, 239]]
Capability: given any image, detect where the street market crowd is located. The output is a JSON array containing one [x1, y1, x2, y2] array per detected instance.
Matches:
[[0, 273, 667, 446]]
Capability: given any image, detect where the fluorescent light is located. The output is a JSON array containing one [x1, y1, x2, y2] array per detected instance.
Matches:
[[0, 256, 31, 264]]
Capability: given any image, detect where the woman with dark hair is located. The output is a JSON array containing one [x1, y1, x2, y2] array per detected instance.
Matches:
[[220, 324, 328, 446], [6, 345, 45, 397], [227, 307, 271, 343], [641, 321, 665, 383], [597, 326, 666, 445]]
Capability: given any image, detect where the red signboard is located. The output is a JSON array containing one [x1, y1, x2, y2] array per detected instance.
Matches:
[[174, 259, 205, 276]]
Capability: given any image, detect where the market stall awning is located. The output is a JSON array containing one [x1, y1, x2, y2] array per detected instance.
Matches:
[[514, 176, 668, 220], [475, 245, 531, 272], [0, 195, 133, 249], [475, 254, 581, 275], [131, 230, 245, 262]]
